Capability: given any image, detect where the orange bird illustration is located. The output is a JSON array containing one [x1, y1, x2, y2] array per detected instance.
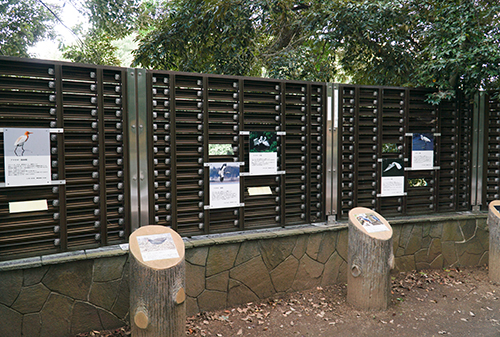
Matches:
[[14, 131, 33, 156]]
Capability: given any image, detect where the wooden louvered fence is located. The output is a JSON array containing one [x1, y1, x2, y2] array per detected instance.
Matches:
[[0, 56, 491, 261]]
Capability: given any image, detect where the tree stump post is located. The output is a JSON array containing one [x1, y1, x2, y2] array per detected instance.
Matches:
[[129, 225, 186, 337], [488, 201, 500, 283], [347, 207, 394, 311]]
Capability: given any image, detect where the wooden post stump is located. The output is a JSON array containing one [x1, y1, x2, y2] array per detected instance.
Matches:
[[347, 207, 394, 311], [488, 201, 500, 283], [129, 225, 186, 337]]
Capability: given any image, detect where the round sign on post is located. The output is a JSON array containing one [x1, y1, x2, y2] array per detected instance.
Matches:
[[347, 207, 394, 310], [129, 225, 185, 337], [488, 201, 500, 283]]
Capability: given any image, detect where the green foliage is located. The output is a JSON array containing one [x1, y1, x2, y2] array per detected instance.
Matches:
[[321, 0, 500, 102], [62, 30, 121, 66], [0, 0, 57, 57], [85, 0, 142, 39]]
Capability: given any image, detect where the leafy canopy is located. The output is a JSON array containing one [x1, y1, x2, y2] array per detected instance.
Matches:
[[0, 0, 57, 57]]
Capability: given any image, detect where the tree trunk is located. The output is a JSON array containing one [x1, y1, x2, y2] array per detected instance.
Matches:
[[488, 201, 500, 283], [129, 225, 186, 337], [347, 207, 394, 311]]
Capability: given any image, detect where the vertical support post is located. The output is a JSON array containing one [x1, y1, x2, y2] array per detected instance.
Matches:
[[136, 69, 150, 227], [471, 92, 485, 211], [326, 83, 338, 221], [127, 69, 140, 231]]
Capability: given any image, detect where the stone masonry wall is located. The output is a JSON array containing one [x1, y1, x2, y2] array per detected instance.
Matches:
[[0, 213, 489, 337]]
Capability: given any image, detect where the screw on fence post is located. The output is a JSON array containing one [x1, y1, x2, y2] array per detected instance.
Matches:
[[488, 201, 500, 283], [347, 207, 394, 310], [129, 225, 186, 337]]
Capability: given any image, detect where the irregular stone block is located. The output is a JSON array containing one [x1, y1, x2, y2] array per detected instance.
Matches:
[[230, 256, 274, 299], [441, 241, 458, 267], [23, 313, 41, 337], [235, 241, 260, 266], [227, 280, 258, 307], [405, 225, 423, 255], [89, 279, 121, 311], [260, 237, 295, 270], [206, 271, 229, 292], [476, 226, 489, 251], [292, 254, 324, 291], [399, 224, 414, 249], [70, 301, 103, 335], [93, 256, 127, 282], [186, 296, 199, 317], [458, 251, 481, 266], [430, 254, 444, 269], [395, 255, 415, 272], [428, 238, 442, 263], [0, 303, 22, 337], [460, 219, 477, 241], [42, 260, 92, 301], [185, 246, 208, 266], [292, 235, 307, 259], [336, 229, 348, 261], [186, 262, 206, 297], [98, 307, 125, 330], [198, 289, 227, 312], [337, 260, 348, 284], [40, 293, 73, 337], [395, 246, 405, 257], [321, 251, 343, 287], [421, 235, 431, 249], [442, 221, 464, 242], [392, 225, 401, 250], [206, 244, 239, 277], [306, 233, 323, 260], [0, 269, 22, 306], [24, 266, 49, 286], [479, 251, 489, 266], [429, 223, 443, 238], [422, 224, 431, 238], [416, 261, 431, 270], [270, 255, 299, 292], [414, 248, 428, 265], [111, 268, 129, 320], [317, 232, 338, 264], [12, 283, 51, 314]]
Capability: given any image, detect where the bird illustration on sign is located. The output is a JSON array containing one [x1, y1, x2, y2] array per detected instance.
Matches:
[[14, 131, 33, 156], [383, 161, 402, 172]]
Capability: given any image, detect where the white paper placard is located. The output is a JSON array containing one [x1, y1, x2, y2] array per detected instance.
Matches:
[[137, 233, 179, 262], [355, 213, 389, 233], [9, 199, 48, 213]]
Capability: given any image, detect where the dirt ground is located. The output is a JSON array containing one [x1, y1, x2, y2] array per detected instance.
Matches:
[[77, 266, 500, 337]]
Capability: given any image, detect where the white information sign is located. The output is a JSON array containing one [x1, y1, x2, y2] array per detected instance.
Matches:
[[3, 128, 51, 187], [137, 233, 180, 262], [412, 133, 434, 170], [249, 131, 278, 175], [355, 213, 389, 233], [250, 152, 277, 175], [208, 162, 240, 209], [381, 158, 405, 197]]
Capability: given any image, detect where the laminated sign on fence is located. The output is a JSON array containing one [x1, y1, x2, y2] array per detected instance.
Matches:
[[3, 128, 51, 187]]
